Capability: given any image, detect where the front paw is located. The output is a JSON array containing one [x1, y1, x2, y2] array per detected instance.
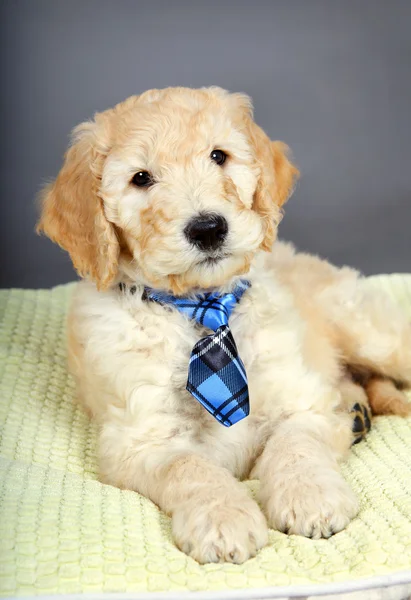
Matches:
[[172, 490, 268, 564], [261, 468, 358, 539]]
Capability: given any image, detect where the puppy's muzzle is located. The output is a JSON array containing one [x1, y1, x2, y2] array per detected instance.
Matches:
[[185, 213, 228, 252]]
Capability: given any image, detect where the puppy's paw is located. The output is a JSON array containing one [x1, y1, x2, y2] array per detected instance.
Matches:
[[172, 491, 268, 564], [351, 401, 371, 444], [262, 468, 358, 539]]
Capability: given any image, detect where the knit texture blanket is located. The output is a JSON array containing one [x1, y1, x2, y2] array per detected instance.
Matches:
[[0, 276, 411, 598]]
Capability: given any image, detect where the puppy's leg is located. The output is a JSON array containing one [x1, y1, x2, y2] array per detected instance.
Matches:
[[366, 377, 411, 417], [331, 280, 411, 386], [99, 423, 268, 564], [244, 286, 358, 538], [254, 411, 358, 539]]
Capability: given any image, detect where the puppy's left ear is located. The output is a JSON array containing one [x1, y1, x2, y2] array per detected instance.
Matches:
[[270, 141, 299, 208], [248, 123, 300, 251]]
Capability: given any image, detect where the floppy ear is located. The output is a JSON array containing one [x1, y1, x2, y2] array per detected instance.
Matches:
[[37, 119, 120, 290], [248, 123, 299, 251]]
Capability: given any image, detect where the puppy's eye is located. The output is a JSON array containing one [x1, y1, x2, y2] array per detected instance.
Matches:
[[210, 149, 227, 166], [131, 171, 154, 188]]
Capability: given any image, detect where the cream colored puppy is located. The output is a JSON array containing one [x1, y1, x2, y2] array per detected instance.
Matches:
[[38, 87, 411, 564]]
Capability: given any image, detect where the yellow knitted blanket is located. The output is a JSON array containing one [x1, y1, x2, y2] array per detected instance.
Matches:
[[0, 275, 411, 597]]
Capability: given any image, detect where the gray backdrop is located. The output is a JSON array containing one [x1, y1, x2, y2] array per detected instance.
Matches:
[[1, 0, 410, 288]]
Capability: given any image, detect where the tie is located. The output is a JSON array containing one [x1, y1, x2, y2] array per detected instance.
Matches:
[[145, 280, 251, 427]]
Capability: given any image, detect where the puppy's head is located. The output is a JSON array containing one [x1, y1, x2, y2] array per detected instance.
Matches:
[[38, 87, 298, 293]]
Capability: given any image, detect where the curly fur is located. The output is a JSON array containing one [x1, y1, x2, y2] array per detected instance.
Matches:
[[38, 87, 411, 564]]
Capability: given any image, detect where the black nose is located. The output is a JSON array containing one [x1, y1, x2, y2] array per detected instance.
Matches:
[[185, 213, 228, 251]]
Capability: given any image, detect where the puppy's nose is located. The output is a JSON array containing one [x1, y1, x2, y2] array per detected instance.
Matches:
[[185, 213, 228, 251]]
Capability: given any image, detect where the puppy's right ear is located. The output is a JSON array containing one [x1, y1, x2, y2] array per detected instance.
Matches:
[[37, 117, 120, 290]]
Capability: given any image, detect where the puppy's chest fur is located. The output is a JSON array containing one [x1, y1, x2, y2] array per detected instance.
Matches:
[[123, 286, 268, 415], [127, 291, 256, 388], [119, 290, 269, 471]]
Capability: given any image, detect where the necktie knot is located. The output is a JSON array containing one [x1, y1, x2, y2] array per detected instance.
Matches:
[[146, 280, 250, 332]]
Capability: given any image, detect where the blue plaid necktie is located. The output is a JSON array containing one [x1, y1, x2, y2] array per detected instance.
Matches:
[[146, 280, 251, 427]]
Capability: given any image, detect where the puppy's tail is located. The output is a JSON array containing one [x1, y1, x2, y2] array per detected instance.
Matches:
[[365, 377, 411, 417]]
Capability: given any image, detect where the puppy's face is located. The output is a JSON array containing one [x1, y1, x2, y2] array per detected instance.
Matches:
[[38, 87, 298, 293]]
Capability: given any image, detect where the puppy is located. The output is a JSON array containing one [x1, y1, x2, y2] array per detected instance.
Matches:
[[37, 87, 411, 564]]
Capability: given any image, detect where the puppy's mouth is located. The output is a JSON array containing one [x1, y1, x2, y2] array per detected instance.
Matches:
[[198, 253, 230, 266]]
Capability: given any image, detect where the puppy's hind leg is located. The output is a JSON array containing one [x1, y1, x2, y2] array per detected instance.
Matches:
[[337, 373, 410, 441], [365, 377, 411, 417], [331, 278, 411, 388]]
